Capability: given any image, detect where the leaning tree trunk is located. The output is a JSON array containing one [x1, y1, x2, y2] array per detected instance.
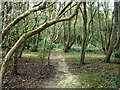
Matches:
[[2, 2, 46, 41], [0, 2, 81, 89], [105, 2, 118, 63]]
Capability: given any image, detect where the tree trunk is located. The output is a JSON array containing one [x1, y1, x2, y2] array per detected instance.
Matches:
[[105, 2, 118, 63], [64, 4, 72, 52], [40, 38, 47, 74], [53, 23, 63, 43], [68, 13, 78, 49], [108, 12, 114, 50], [79, 2, 87, 65], [31, 33, 40, 52], [12, 52, 19, 75], [35, 33, 40, 51], [98, 2, 106, 54], [115, 2, 120, 49], [18, 43, 26, 58]]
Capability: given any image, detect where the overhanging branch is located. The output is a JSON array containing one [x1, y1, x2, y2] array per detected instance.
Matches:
[[2, 1, 47, 41]]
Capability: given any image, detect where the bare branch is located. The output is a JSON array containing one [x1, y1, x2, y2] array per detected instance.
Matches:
[[57, 0, 73, 17], [33, 2, 43, 7], [59, 3, 77, 18]]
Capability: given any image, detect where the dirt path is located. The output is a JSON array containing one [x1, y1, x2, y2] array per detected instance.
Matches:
[[44, 49, 81, 88]]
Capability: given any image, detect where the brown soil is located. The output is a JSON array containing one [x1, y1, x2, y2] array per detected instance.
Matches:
[[3, 49, 82, 88], [3, 50, 59, 88]]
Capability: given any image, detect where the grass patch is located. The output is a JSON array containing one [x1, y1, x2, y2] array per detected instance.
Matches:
[[77, 73, 104, 88], [23, 51, 39, 58], [22, 50, 48, 64], [65, 51, 120, 88], [66, 44, 102, 53]]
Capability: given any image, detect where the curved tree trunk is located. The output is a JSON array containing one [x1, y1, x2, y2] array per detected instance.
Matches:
[[2, 1, 46, 41], [0, 3, 82, 89]]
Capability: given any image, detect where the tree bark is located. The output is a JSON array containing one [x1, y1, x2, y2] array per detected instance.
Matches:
[[79, 2, 87, 65], [105, 2, 118, 63], [115, 2, 120, 49], [0, 3, 82, 89], [35, 33, 40, 51], [53, 23, 63, 43], [64, 4, 74, 52], [98, 2, 106, 54], [68, 14, 78, 49], [63, 5, 71, 52], [12, 52, 19, 75], [40, 38, 47, 74]]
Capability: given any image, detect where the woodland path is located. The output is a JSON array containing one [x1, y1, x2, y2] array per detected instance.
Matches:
[[43, 49, 82, 88]]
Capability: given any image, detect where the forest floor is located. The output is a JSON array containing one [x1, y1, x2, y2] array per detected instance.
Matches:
[[63, 51, 120, 88], [2, 49, 120, 88], [3, 49, 83, 88]]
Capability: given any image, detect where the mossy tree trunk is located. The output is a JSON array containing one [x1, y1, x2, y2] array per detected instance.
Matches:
[[105, 2, 119, 63], [115, 1, 120, 49]]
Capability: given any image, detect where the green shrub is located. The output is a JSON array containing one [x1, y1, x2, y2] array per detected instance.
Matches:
[[112, 51, 120, 60], [85, 44, 101, 53], [69, 47, 81, 52], [55, 43, 61, 48]]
